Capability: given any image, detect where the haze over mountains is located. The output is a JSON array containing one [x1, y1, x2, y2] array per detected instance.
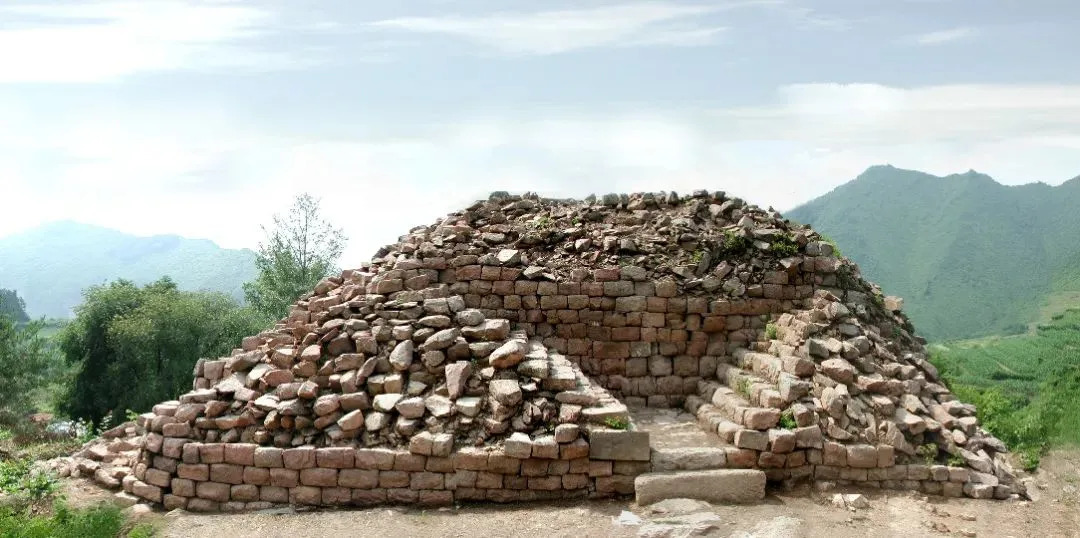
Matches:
[[4, 164, 1079, 340], [790, 165, 1080, 342], [0, 221, 257, 319]]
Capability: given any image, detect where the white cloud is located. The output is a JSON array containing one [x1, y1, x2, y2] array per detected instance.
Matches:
[[909, 26, 977, 45], [0, 0, 299, 83], [369, 2, 737, 55], [3, 83, 1080, 267]]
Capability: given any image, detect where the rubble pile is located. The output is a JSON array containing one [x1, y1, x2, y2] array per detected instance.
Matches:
[[109, 190, 1018, 510]]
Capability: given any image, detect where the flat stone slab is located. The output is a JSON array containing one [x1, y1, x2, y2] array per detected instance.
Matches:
[[581, 403, 629, 423], [588, 429, 650, 461], [634, 469, 766, 505]]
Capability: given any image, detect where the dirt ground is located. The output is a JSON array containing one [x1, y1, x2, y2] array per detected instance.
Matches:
[[63, 449, 1080, 538]]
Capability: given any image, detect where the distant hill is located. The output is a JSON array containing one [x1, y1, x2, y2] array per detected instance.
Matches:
[[789, 165, 1080, 341], [0, 221, 258, 319]]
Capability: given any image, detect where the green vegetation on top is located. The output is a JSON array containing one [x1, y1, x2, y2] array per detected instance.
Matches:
[[931, 307, 1080, 469], [789, 165, 1080, 341], [0, 221, 258, 320]]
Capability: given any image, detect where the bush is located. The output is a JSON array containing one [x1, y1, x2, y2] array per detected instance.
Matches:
[[916, 443, 939, 465], [58, 277, 269, 426], [770, 235, 800, 257], [721, 230, 750, 256]]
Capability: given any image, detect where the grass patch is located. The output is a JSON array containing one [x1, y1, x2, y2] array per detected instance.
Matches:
[[603, 417, 629, 430], [0, 499, 147, 538], [0, 457, 152, 537], [817, 233, 842, 257], [735, 377, 753, 399]]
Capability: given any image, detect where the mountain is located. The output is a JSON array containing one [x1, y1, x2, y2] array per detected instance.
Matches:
[[0, 221, 258, 319], [789, 165, 1080, 341]]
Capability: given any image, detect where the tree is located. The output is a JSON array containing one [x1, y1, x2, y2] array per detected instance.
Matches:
[[0, 289, 29, 324], [0, 316, 55, 420], [58, 277, 269, 425], [243, 193, 346, 320]]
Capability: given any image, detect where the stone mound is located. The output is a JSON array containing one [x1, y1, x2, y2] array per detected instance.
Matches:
[[120, 190, 1021, 511]]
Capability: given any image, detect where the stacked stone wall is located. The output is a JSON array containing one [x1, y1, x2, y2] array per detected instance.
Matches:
[[125, 428, 652, 511]]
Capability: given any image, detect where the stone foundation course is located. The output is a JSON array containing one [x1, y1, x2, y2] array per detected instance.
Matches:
[[123, 428, 651, 511]]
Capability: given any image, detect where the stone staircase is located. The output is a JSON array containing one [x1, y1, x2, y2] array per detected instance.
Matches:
[[627, 407, 767, 505]]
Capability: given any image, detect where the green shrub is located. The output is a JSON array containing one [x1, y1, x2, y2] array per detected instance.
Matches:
[[916, 443, 938, 465], [770, 235, 800, 257], [531, 216, 553, 230], [765, 323, 778, 340], [603, 417, 629, 430], [721, 230, 750, 255], [778, 410, 796, 429]]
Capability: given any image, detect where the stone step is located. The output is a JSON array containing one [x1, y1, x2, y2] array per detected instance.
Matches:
[[715, 364, 785, 409], [691, 382, 781, 431], [733, 348, 814, 380], [634, 469, 766, 505], [650, 447, 729, 471]]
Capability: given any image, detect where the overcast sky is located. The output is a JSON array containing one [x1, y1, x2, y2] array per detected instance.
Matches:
[[1, 0, 1079, 265]]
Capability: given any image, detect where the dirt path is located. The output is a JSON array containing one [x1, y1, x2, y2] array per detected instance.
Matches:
[[119, 450, 1080, 538]]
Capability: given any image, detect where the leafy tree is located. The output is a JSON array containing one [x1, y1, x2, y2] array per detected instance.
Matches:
[[58, 277, 269, 425], [0, 289, 29, 324], [243, 193, 346, 320], [0, 316, 55, 421]]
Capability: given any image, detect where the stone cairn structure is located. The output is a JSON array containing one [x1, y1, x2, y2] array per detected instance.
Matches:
[[108, 190, 1021, 512]]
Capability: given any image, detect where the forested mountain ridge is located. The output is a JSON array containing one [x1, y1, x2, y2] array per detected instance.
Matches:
[[0, 221, 257, 318], [789, 165, 1080, 341]]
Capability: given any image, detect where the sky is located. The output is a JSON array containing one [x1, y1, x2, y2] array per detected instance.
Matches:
[[1, 0, 1079, 266]]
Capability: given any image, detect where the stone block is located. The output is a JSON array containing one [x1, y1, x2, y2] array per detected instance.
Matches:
[[300, 468, 338, 487], [635, 470, 765, 504], [196, 481, 230, 502], [588, 430, 650, 461]]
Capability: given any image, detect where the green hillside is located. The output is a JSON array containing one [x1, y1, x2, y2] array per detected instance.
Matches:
[[0, 221, 257, 319], [930, 307, 1080, 466], [789, 165, 1080, 341]]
